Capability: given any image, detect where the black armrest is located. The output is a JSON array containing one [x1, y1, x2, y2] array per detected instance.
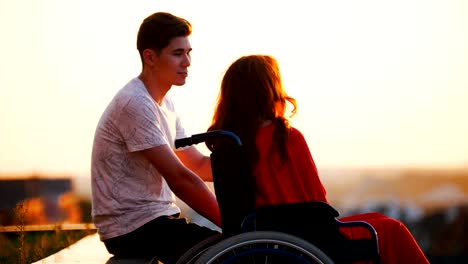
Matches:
[[336, 219, 380, 263]]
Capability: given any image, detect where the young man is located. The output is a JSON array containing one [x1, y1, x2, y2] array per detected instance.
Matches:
[[91, 12, 220, 264]]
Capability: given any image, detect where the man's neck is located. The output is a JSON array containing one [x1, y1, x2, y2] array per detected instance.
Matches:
[[138, 72, 170, 105]]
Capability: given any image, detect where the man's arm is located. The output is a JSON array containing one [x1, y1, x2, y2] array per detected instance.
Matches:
[[175, 146, 213, 181], [142, 144, 220, 226]]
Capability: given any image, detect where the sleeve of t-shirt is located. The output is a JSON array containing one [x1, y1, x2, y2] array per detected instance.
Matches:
[[117, 94, 168, 152]]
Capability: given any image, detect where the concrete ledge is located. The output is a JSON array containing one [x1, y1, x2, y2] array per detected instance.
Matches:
[[31, 208, 216, 263], [0, 223, 96, 232], [32, 233, 156, 264]]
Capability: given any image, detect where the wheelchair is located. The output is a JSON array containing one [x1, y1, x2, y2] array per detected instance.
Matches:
[[174, 131, 380, 264]]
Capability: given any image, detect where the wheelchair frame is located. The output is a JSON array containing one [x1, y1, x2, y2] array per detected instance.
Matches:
[[174, 130, 380, 264]]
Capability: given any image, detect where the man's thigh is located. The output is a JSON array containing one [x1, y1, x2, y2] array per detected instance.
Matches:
[[105, 215, 220, 263], [150, 215, 219, 262]]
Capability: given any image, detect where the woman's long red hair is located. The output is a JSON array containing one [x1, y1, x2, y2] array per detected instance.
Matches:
[[209, 55, 297, 168]]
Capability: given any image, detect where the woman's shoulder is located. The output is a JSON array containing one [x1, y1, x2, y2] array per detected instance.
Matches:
[[257, 123, 305, 137], [287, 126, 310, 148], [289, 126, 306, 139]]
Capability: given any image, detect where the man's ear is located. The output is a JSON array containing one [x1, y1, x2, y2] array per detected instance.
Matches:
[[142, 49, 156, 65]]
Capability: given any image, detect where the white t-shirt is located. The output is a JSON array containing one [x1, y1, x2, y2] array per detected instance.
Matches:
[[91, 78, 187, 240]]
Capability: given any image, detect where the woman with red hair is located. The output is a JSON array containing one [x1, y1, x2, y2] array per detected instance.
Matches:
[[208, 54, 429, 264]]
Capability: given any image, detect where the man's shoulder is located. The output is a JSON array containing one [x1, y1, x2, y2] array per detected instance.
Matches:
[[117, 78, 145, 96], [112, 78, 150, 105], [97, 78, 147, 122]]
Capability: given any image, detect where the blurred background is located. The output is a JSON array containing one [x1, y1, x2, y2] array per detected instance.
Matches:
[[1, 0, 467, 262]]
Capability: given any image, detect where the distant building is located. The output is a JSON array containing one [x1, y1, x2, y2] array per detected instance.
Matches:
[[0, 178, 74, 225]]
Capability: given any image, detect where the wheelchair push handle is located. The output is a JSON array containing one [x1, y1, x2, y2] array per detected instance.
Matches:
[[175, 130, 242, 149]]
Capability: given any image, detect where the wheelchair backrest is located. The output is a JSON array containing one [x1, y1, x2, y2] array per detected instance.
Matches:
[[210, 145, 256, 236]]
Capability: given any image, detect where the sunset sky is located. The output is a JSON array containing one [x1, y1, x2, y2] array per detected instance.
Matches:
[[1, 0, 467, 178]]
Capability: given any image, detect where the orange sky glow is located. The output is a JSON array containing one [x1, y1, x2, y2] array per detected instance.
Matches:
[[0, 0, 467, 178]]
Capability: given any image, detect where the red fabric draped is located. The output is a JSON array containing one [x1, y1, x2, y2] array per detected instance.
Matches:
[[254, 124, 429, 263]]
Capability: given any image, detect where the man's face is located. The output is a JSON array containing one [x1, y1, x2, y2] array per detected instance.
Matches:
[[153, 36, 192, 86]]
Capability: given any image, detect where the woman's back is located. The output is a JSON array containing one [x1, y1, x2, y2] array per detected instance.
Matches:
[[254, 123, 328, 208]]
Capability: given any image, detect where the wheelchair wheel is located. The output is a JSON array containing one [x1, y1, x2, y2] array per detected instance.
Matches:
[[194, 231, 334, 264], [176, 234, 224, 264]]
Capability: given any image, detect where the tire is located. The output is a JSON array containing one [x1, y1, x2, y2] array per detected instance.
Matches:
[[195, 231, 334, 264], [176, 234, 224, 264]]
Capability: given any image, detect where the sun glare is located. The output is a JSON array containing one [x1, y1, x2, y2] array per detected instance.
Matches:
[[0, 0, 467, 176]]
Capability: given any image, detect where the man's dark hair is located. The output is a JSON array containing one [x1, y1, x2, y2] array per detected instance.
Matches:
[[137, 12, 192, 58]]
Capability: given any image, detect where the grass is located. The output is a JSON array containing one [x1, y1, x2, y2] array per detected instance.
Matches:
[[0, 228, 96, 264], [0, 202, 96, 264]]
